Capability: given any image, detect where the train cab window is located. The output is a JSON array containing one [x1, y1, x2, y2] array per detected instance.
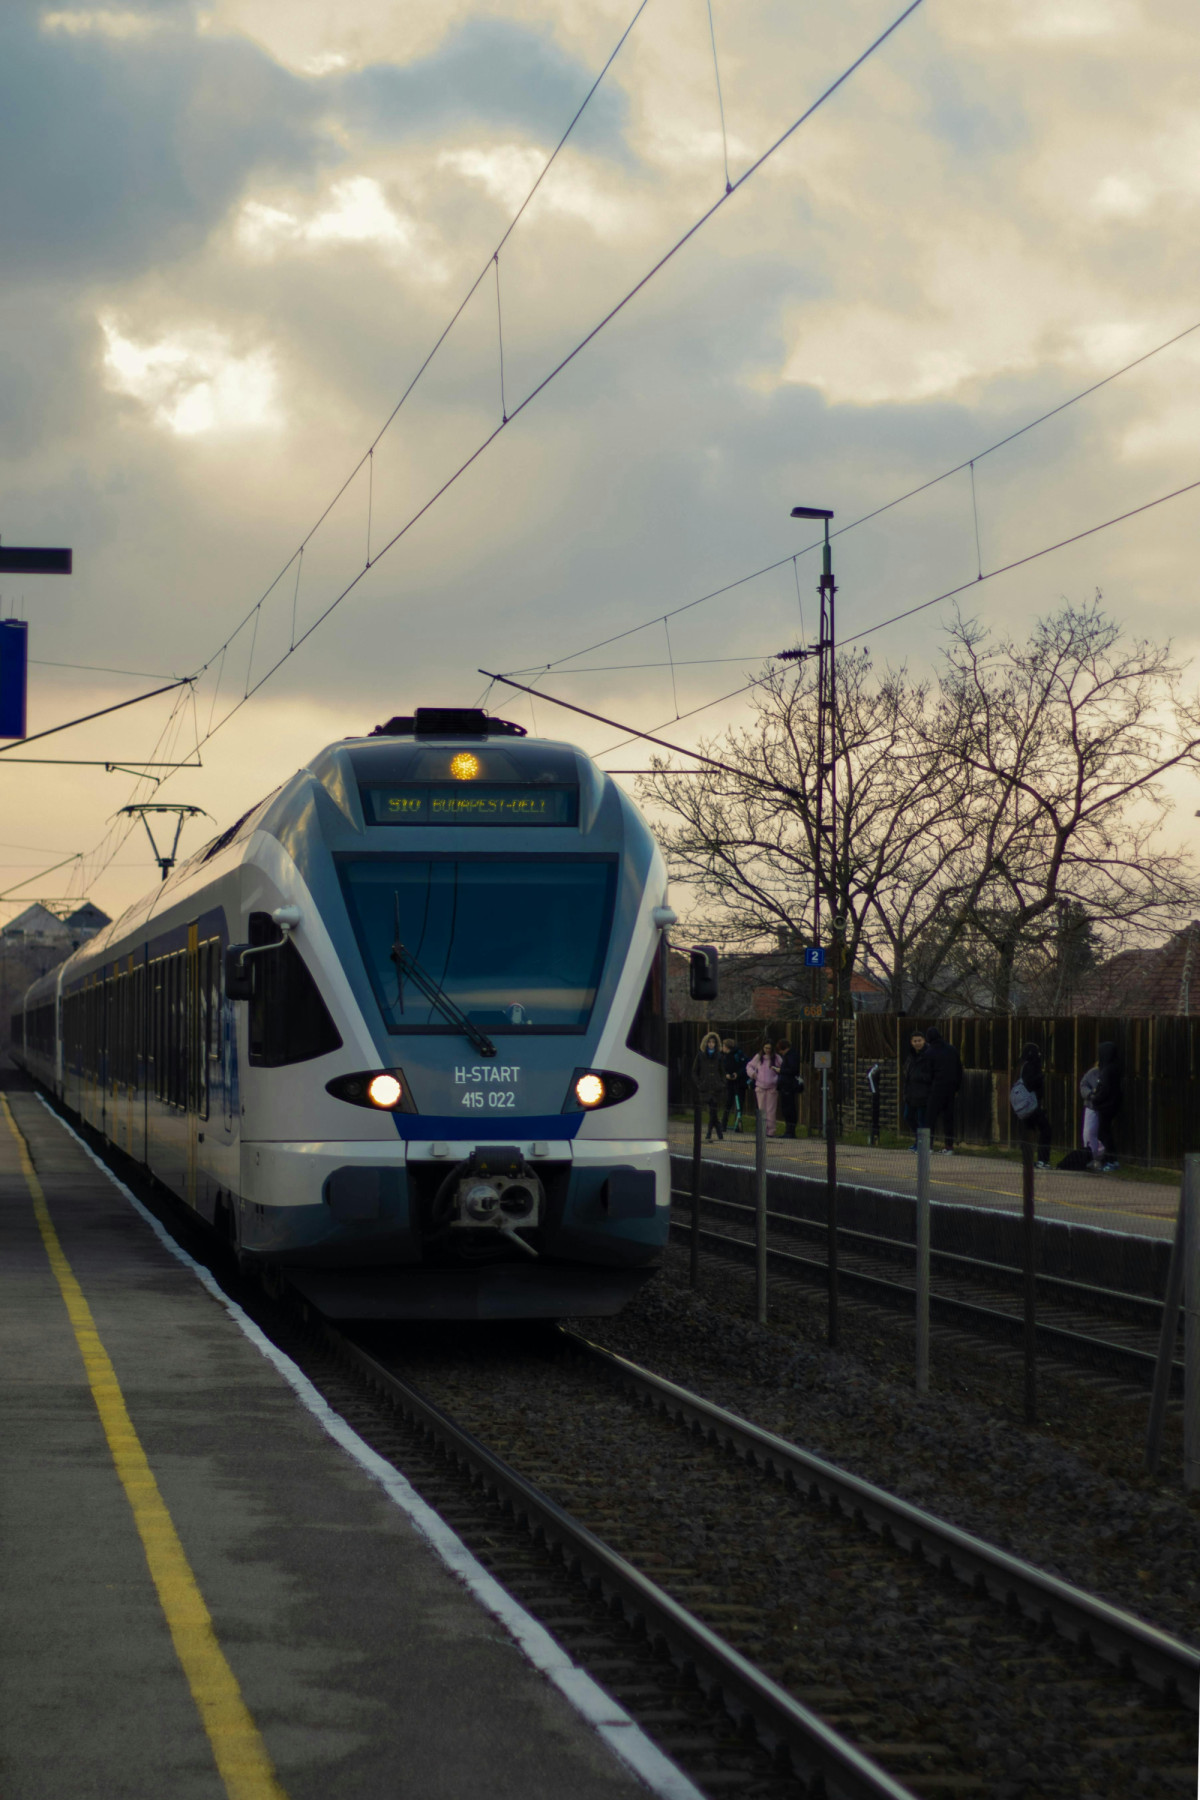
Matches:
[[246, 912, 342, 1067], [626, 938, 667, 1065]]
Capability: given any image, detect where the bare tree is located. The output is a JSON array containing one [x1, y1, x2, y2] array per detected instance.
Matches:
[[924, 600, 1200, 1010], [638, 651, 974, 1007], [642, 599, 1200, 1015]]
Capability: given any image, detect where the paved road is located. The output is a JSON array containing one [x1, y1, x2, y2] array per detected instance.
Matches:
[[668, 1120, 1181, 1242]]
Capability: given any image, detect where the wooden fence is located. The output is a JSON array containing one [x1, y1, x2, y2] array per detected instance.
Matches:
[[669, 1013, 1200, 1167]]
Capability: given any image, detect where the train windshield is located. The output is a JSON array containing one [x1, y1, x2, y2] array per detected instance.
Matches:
[[338, 857, 617, 1033]]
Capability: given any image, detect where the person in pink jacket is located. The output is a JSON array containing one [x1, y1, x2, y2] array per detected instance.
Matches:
[[746, 1041, 782, 1136]]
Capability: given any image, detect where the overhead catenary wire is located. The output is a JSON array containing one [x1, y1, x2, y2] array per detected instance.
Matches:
[[705, 0, 733, 194], [592, 470, 1200, 756], [187, 0, 655, 685], [511, 312, 1200, 682], [84, 0, 925, 864]]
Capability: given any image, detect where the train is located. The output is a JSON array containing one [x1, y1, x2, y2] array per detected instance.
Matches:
[[10, 706, 711, 1319]]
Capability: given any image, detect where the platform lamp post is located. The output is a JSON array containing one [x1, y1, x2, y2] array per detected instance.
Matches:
[[790, 504, 841, 1347]]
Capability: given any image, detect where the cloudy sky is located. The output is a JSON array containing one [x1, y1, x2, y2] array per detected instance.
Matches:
[[2, 0, 1198, 923]]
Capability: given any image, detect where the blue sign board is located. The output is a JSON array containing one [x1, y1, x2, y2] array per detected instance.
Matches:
[[804, 945, 825, 968], [0, 620, 27, 739]]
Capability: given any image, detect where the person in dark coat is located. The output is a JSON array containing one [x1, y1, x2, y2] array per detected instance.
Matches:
[[776, 1038, 804, 1139], [1014, 1041, 1052, 1168], [720, 1038, 748, 1134], [692, 1031, 726, 1140], [1091, 1040, 1123, 1172], [902, 1032, 935, 1148], [924, 1026, 963, 1154]]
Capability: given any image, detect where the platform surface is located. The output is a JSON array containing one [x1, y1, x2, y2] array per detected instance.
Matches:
[[0, 1085, 661, 1800], [670, 1120, 1182, 1241]]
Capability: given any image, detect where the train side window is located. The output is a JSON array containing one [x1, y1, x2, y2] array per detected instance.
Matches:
[[246, 912, 343, 1067], [625, 938, 668, 1065]]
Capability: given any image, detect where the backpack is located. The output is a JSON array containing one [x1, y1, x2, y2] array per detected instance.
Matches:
[[1058, 1147, 1092, 1171], [1009, 1079, 1038, 1120]]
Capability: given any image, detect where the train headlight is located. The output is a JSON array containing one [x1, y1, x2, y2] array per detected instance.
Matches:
[[563, 1069, 639, 1113], [326, 1069, 414, 1112], [367, 1073, 403, 1109], [450, 752, 480, 780]]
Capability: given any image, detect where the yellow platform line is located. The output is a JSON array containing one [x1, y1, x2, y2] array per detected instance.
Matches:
[[1, 1095, 288, 1800]]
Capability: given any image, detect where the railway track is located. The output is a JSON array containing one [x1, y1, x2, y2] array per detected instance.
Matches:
[[312, 1316, 1198, 1800], [38, 1099, 1199, 1800], [670, 1193, 1182, 1390]]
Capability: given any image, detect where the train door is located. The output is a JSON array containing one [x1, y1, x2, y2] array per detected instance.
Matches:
[[186, 923, 200, 1209]]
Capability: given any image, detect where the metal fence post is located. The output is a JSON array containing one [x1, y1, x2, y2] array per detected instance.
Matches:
[[690, 1102, 702, 1290], [915, 1126, 931, 1393], [755, 1103, 768, 1325], [826, 1103, 838, 1349], [1145, 1171, 1187, 1475], [1021, 1140, 1036, 1427], [1185, 1155, 1200, 1491]]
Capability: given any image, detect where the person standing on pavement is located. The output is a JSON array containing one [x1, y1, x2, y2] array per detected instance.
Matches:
[[1079, 1061, 1102, 1165], [1091, 1040, 1123, 1172], [746, 1041, 782, 1137], [720, 1038, 747, 1135], [902, 1031, 935, 1148], [1014, 1041, 1052, 1168], [692, 1032, 726, 1141], [776, 1039, 804, 1138], [924, 1026, 963, 1154]]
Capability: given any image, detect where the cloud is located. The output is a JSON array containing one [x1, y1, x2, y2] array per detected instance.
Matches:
[[335, 16, 630, 155], [0, 7, 325, 282], [40, 8, 172, 37], [5, 0, 1200, 929], [100, 315, 282, 435]]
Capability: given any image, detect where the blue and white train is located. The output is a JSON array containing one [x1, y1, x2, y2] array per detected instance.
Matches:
[[11, 708, 696, 1319]]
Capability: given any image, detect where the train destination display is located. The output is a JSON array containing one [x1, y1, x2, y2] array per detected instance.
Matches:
[[362, 784, 578, 825]]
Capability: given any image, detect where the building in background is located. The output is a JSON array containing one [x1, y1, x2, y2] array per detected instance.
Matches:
[[1, 900, 110, 1050]]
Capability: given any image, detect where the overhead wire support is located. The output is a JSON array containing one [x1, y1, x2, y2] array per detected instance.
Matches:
[[705, 0, 733, 194], [477, 666, 803, 801], [0, 678, 194, 758]]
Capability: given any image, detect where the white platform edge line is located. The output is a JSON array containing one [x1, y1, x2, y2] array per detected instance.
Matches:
[[670, 1150, 1172, 1243], [34, 1097, 705, 1800]]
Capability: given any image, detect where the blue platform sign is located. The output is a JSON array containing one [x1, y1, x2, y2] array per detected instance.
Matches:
[[804, 945, 826, 968], [0, 619, 27, 739]]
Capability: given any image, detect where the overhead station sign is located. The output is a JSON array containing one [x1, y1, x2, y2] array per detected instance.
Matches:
[[362, 785, 578, 826], [0, 621, 28, 739]]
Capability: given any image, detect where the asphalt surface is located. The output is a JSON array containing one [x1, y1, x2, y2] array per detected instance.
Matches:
[[0, 1089, 662, 1800]]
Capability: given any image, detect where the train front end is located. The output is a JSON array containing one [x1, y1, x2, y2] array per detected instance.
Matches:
[[239, 709, 673, 1319]]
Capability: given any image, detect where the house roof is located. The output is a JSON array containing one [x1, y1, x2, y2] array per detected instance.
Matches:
[[0, 902, 70, 940], [1070, 920, 1200, 1016]]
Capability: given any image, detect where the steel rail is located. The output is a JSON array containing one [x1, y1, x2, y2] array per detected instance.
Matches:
[[682, 1188, 1167, 1326], [672, 1213, 1180, 1387], [565, 1333, 1200, 1711], [328, 1328, 918, 1800]]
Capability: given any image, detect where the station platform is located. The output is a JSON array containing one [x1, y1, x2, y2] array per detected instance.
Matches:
[[669, 1119, 1182, 1242], [0, 1080, 689, 1800]]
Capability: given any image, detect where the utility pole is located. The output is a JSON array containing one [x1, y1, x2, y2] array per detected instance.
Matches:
[[786, 504, 840, 1343]]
